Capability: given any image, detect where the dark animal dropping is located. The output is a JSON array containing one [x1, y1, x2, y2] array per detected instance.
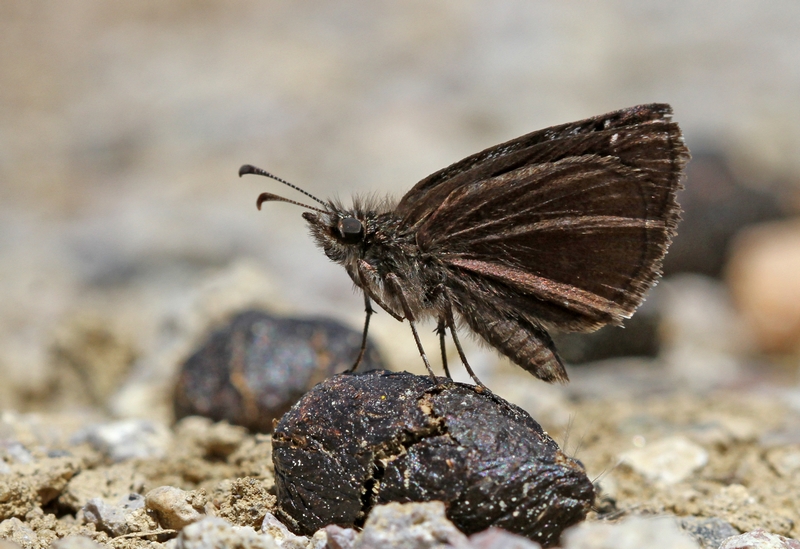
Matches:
[[173, 311, 384, 432], [241, 104, 689, 385], [271, 370, 595, 547]]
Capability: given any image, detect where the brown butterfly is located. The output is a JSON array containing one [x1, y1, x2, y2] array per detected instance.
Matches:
[[241, 103, 689, 386]]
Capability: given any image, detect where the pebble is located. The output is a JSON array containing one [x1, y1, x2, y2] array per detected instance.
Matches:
[[354, 502, 471, 549], [619, 435, 708, 485], [82, 493, 150, 537], [173, 416, 248, 459], [561, 515, 701, 549], [469, 527, 543, 549], [0, 518, 38, 548], [71, 419, 173, 462], [176, 516, 279, 549], [687, 414, 760, 448], [679, 516, 740, 549], [0, 441, 34, 465], [50, 536, 105, 549], [145, 486, 207, 530], [59, 463, 143, 513], [764, 446, 800, 478], [260, 512, 309, 549], [308, 531, 329, 549], [325, 524, 358, 549], [719, 529, 800, 549]]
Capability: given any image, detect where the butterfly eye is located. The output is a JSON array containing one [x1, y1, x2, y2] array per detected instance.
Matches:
[[338, 217, 363, 243]]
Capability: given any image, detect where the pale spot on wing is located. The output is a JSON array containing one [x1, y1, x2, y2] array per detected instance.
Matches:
[[463, 216, 663, 244], [446, 258, 629, 319]]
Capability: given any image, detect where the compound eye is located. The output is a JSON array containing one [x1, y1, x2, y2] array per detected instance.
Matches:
[[338, 217, 363, 243]]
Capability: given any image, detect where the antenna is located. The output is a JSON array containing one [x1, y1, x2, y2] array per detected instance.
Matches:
[[256, 192, 327, 213], [239, 164, 328, 207]]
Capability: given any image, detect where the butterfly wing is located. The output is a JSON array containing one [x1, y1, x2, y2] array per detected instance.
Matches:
[[395, 104, 689, 381]]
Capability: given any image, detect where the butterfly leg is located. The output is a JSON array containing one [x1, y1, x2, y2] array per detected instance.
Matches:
[[347, 292, 374, 373], [349, 260, 403, 371], [436, 319, 452, 379], [445, 306, 487, 389], [356, 260, 403, 321], [385, 273, 438, 382]]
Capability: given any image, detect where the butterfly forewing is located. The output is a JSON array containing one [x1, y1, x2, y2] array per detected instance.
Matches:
[[393, 104, 688, 380], [395, 103, 683, 225]]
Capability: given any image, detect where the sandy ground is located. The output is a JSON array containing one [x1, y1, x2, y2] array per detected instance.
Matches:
[[2, 354, 799, 548]]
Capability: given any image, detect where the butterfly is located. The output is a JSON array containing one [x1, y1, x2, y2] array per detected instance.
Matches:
[[241, 103, 689, 386]]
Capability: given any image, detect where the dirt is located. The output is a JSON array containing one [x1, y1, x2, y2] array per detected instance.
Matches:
[[1, 374, 799, 548], [0, 416, 275, 548], [570, 390, 800, 538]]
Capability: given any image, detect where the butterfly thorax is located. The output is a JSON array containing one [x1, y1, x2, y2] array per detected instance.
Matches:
[[302, 199, 444, 320]]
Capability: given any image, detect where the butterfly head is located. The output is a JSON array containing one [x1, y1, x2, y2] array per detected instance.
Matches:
[[302, 208, 366, 263], [239, 164, 387, 267]]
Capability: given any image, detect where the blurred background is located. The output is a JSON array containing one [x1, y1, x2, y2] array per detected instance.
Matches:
[[2, 1, 800, 424]]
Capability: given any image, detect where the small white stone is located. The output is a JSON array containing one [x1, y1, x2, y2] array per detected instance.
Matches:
[[177, 517, 279, 549], [562, 515, 700, 549], [308, 530, 329, 549], [72, 419, 173, 462], [0, 518, 39, 548], [324, 524, 356, 549], [145, 486, 206, 530], [619, 435, 708, 485], [50, 535, 104, 549], [765, 446, 800, 478], [719, 528, 800, 549], [354, 502, 470, 549], [260, 512, 308, 548], [82, 493, 146, 536], [470, 527, 542, 549]]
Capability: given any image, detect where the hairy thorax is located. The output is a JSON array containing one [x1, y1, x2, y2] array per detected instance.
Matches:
[[304, 201, 446, 321]]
